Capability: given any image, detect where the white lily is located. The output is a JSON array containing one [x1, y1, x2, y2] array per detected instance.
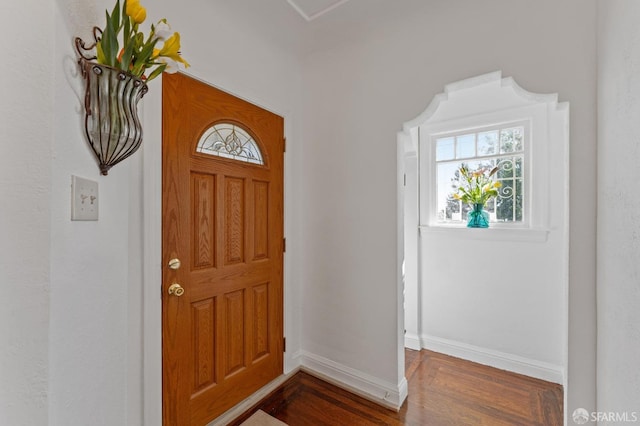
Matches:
[[154, 20, 173, 42], [158, 56, 179, 74]]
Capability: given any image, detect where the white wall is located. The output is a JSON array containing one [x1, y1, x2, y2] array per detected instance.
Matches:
[[299, 0, 597, 419], [597, 0, 640, 416], [0, 0, 53, 424], [50, 1, 137, 424]]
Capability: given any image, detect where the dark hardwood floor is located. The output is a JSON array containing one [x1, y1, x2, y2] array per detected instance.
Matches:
[[230, 349, 563, 426]]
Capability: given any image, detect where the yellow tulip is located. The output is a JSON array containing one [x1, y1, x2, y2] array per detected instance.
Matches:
[[156, 32, 190, 67], [126, 0, 147, 24]]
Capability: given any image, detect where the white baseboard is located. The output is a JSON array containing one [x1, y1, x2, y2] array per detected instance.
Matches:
[[285, 349, 303, 372], [420, 334, 564, 384], [404, 333, 421, 350], [299, 351, 407, 411]]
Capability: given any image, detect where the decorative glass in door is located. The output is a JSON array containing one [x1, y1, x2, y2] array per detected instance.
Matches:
[[197, 123, 264, 165]]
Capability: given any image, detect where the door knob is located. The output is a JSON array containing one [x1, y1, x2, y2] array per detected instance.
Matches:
[[168, 258, 181, 270], [168, 283, 185, 297]]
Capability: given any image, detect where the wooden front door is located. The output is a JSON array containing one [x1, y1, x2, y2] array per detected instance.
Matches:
[[162, 73, 284, 425]]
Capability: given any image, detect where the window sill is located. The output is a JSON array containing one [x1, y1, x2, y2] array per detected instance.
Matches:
[[418, 225, 549, 243]]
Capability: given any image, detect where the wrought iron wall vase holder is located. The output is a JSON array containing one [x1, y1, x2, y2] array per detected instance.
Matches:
[[75, 30, 148, 175]]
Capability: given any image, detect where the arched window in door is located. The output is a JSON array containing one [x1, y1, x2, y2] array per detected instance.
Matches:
[[196, 122, 264, 165]]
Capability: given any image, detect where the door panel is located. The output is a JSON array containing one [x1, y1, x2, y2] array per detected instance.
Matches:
[[224, 176, 245, 265], [191, 173, 216, 269], [253, 181, 270, 260], [192, 298, 216, 390], [162, 73, 284, 426]]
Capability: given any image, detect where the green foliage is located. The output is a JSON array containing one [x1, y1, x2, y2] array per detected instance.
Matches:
[[453, 165, 501, 206], [102, 9, 119, 66]]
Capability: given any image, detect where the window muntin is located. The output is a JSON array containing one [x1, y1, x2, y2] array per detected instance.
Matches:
[[196, 123, 264, 165], [435, 124, 525, 224]]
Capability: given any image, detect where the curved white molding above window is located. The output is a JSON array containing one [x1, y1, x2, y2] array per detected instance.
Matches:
[[401, 71, 563, 133], [398, 70, 569, 239]]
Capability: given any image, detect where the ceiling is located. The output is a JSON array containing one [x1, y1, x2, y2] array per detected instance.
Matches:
[[286, 0, 351, 21]]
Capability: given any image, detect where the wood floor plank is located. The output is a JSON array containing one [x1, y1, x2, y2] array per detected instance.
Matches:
[[230, 349, 563, 426]]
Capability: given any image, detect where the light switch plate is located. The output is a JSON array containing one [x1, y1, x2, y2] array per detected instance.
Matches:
[[71, 175, 99, 221]]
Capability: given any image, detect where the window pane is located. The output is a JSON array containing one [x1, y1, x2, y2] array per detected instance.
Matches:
[[500, 127, 524, 153], [446, 197, 461, 221], [466, 159, 495, 173], [515, 178, 523, 221], [461, 203, 471, 221], [456, 134, 475, 159], [485, 198, 497, 222], [497, 158, 514, 179], [437, 162, 461, 220], [477, 131, 498, 156], [496, 180, 514, 221], [435, 137, 455, 161], [515, 157, 523, 178]]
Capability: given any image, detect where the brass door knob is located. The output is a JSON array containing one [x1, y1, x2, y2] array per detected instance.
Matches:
[[168, 283, 185, 297]]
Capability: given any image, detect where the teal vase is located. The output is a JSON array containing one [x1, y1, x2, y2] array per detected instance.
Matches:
[[467, 203, 490, 228]]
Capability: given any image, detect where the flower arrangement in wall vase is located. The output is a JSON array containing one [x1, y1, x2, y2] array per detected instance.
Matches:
[[452, 165, 501, 228], [75, 0, 189, 175]]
